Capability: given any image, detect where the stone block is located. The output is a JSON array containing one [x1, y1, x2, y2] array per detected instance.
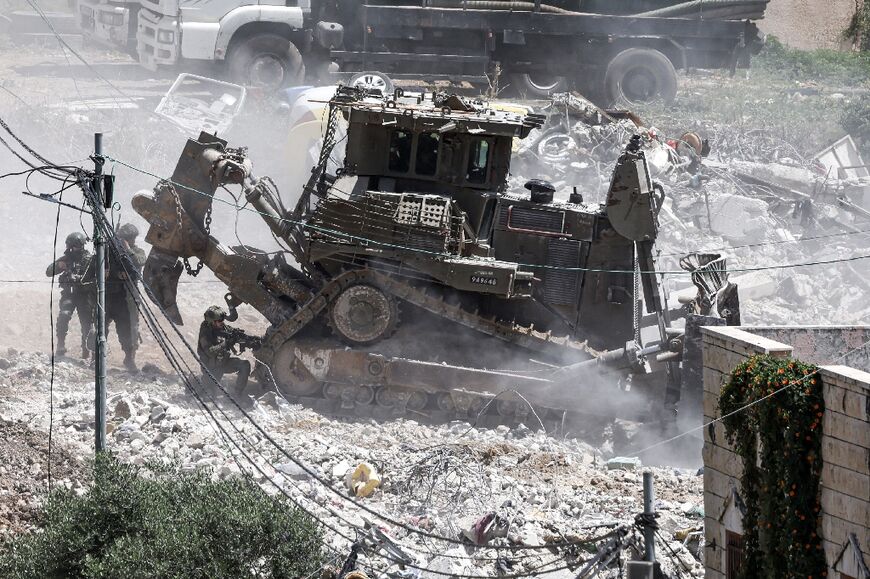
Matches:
[[702, 420, 729, 448], [704, 464, 737, 500], [824, 410, 870, 448], [704, 515, 723, 570], [701, 326, 793, 356], [703, 368, 726, 395], [704, 491, 726, 524], [820, 365, 870, 395], [821, 512, 869, 548], [703, 346, 749, 376], [703, 390, 721, 420], [820, 487, 870, 528], [821, 462, 870, 500], [821, 436, 869, 475], [703, 442, 743, 479], [823, 382, 868, 420]]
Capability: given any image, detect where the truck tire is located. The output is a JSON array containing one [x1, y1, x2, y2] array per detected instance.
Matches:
[[228, 33, 305, 89], [604, 48, 677, 106], [348, 71, 394, 95], [514, 73, 568, 98]]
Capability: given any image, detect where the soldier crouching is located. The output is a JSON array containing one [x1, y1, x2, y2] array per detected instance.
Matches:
[[197, 305, 261, 394]]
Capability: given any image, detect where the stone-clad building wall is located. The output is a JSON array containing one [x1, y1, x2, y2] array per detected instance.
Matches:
[[760, 0, 859, 51], [701, 326, 869, 579]]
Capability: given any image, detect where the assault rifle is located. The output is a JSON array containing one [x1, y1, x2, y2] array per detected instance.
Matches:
[[218, 325, 262, 354]]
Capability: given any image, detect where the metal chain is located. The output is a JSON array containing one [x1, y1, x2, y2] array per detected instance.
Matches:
[[162, 179, 210, 277], [633, 249, 641, 348]]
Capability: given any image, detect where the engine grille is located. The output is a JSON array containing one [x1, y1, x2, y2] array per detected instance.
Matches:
[[543, 238, 583, 305], [498, 205, 564, 234]]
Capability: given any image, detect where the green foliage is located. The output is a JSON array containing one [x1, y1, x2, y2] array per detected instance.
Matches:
[[755, 36, 870, 87], [719, 355, 826, 579], [0, 455, 325, 579], [844, 1, 870, 51]]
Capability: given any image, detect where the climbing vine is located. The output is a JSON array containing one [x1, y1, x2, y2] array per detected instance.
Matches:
[[719, 354, 827, 579]]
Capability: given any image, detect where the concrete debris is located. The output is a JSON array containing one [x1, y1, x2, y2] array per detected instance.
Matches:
[[510, 99, 870, 326], [0, 351, 709, 575], [606, 456, 642, 471]]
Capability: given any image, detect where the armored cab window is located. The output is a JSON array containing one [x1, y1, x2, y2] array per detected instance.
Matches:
[[415, 132, 440, 176], [466, 138, 490, 184], [388, 129, 412, 173]]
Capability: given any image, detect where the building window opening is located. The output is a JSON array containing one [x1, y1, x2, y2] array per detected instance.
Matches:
[[466, 138, 490, 184], [388, 129, 412, 173], [415, 132, 439, 176], [726, 531, 744, 579]]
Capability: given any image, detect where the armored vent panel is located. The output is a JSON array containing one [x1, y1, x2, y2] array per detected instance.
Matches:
[[395, 195, 450, 228], [497, 204, 564, 234], [543, 238, 583, 305]]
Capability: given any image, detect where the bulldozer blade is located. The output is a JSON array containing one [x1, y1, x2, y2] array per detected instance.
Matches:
[[143, 248, 184, 324]]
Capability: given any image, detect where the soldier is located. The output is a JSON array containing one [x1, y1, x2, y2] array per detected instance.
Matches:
[[197, 305, 259, 394], [86, 223, 147, 371], [46, 232, 93, 358]]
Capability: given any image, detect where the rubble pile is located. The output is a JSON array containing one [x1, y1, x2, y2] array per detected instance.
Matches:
[[512, 93, 870, 326], [0, 351, 706, 577]]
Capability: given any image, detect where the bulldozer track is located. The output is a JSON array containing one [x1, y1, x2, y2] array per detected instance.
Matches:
[[251, 267, 609, 426]]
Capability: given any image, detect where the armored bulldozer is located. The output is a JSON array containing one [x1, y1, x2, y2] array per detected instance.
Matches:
[[133, 87, 738, 427]]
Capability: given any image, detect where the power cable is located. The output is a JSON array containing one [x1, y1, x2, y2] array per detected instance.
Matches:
[[92, 204, 600, 579], [46, 189, 63, 492], [86, 212, 355, 562], [93, 209, 592, 579], [629, 334, 870, 458], [83, 190, 628, 569], [104, 152, 870, 276]]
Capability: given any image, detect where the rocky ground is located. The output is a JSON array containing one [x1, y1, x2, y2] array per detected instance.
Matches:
[[0, 349, 706, 577], [0, 31, 868, 578]]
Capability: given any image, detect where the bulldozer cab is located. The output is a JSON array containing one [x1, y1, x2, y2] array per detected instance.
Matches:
[[334, 89, 543, 240]]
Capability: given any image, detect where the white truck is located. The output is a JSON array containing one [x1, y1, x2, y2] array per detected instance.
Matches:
[[75, 0, 313, 88], [73, 0, 768, 104]]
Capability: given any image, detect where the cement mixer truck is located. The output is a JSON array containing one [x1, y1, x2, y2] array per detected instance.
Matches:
[[74, 0, 768, 104]]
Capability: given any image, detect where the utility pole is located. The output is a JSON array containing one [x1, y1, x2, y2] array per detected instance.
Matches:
[[643, 471, 656, 564], [92, 132, 107, 454]]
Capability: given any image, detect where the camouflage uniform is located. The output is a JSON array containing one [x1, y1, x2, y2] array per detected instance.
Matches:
[[197, 306, 252, 393], [46, 232, 93, 358], [87, 224, 147, 371]]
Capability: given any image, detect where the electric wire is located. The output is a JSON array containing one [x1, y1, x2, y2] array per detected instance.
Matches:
[[81, 185, 630, 567], [46, 190, 62, 492], [628, 334, 870, 458], [93, 205, 601, 579], [103, 152, 870, 276], [87, 209, 355, 564]]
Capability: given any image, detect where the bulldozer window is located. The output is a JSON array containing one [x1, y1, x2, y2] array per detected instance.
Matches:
[[388, 129, 412, 173], [415, 132, 439, 176], [466, 138, 490, 184]]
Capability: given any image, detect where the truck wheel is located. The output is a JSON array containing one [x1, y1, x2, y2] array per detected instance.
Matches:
[[228, 33, 305, 89], [348, 71, 394, 95], [514, 73, 568, 98], [604, 48, 677, 106]]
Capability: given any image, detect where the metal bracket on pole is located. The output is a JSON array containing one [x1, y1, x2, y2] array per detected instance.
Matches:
[[93, 132, 107, 454]]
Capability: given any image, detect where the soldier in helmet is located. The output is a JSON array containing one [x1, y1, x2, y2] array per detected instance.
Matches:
[[46, 232, 93, 358], [86, 223, 147, 371], [197, 305, 258, 394]]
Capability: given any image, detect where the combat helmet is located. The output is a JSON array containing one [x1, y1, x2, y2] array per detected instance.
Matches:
[[117, 223, 139, 241], [204, 305, 227, 322], [65, 232, 86, 249]]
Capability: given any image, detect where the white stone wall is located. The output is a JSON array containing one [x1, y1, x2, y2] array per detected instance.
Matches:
[[759, 0, 859, 51], [701, 326, 869, 579]]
